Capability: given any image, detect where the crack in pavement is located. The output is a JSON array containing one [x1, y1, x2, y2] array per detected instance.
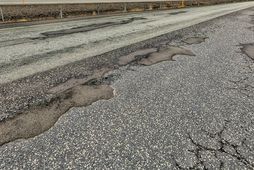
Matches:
[[227, 43, 254, 98], [172, 120, 254, 169], [227, 79, 254, 97]]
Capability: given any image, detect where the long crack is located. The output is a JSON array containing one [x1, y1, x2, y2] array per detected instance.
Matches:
[[226, 43, 254, 98], [172, 120, 254, 169]]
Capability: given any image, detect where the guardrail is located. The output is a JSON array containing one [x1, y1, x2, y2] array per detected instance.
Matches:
[[0, 0, 237, 23], [0, 0, 194, 22], [0, 0, 188, 5]]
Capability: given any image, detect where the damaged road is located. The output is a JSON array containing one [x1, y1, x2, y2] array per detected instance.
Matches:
[[0, 4, 254, 170], [0, 43, 195, 146]]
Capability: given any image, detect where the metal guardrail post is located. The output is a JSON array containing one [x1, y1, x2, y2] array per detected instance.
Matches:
[[159, 2, 163, 9], [123, 3, 127, 12], [148, 3, 153, 10], [60, 5, 63, 19], [97, 4, 100, 15], [0, 7, 4, 22]]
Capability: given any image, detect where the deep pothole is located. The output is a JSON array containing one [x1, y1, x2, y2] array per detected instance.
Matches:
[[0, 43, 196, 146], [0, 68, 115, 146]]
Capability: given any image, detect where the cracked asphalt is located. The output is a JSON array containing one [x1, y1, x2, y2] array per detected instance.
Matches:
[[0, 5, 254, 170]]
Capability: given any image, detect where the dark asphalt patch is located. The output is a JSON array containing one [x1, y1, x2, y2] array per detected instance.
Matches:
[[169, 11, 187, 15], [240, 43, 254, 60], [37, 17, 146, 39]]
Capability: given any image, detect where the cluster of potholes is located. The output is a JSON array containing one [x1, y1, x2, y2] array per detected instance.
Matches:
[[0, 36, 207, 146]]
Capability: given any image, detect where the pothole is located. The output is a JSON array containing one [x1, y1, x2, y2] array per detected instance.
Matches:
[[118, 46, 195, 66], [0, 69, 115, 146], [240, 43, 254, 61], [138, 46, 195, 66], [182, 37, 207, 45], [118, 48, 157, 66]]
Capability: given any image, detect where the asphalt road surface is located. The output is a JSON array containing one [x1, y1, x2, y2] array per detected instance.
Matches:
[[0, 2, 254, 170], [0, 2, 253, 84]]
